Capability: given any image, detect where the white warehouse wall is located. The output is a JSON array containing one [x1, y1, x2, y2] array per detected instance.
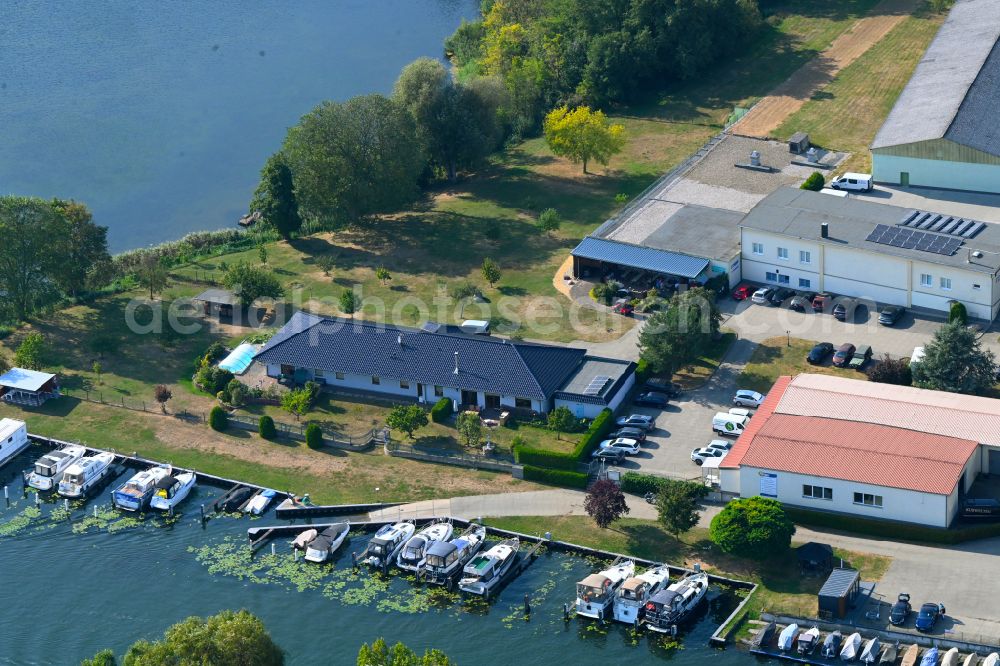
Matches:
[[873, 154, 1000, 195]]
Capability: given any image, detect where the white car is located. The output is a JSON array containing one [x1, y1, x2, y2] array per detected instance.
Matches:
[[732, 390, 764, 408], [751, 288, 773, 305], [615, 414, 655, 430], [706, 439, 732, 453], [729, 407, 752, 419], [691, 447, 725, 465], [595, 438, 640, 456]]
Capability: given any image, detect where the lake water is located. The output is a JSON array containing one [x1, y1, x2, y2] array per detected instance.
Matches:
[[0, 1, 477, 252], [0, 445, 761, 665]]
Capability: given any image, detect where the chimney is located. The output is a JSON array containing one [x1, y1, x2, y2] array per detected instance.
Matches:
[[397, 333, 403, 346], [821, 222, 829, 239], [453, 352, 459, 374]]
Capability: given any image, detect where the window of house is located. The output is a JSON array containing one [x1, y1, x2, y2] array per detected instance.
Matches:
[[940, 277, 952, 290], [765, 272, 778, 283], [515, 397, 531, 408], [371, 376, 380, 385], [799, 250, 811, 264], [314, 369, 325, 379], [777, 274, 790, 285], [920, 273, 932, 287], [752, 242, 764, 255], [399, 380, 410, 390], [335, 372, 345, 380], [434, 385, 444, 397], [974, 283, 982, 290], [853, 492, 883, 507], [803, 485, 832, 500], [799, 278, 811, 289], [777, 247, 789, 260]]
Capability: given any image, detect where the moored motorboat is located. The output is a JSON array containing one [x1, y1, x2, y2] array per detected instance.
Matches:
[[244, 488, 277, 515], [57, 451, 115, 498], [644, 571, 709, 633], [963, 654, 979, 666], [292, 529, 318, 551], [880, 642, 899, 665], [901, 644, 921, 666], [798, 626, 821, 655], [982, 654, 999, 666], [397, 521, 454, 573], [751, 621, 777, 649], [574, 559, 635, 620], [221, 486, 255, 512], [364, 522, 416, 571], [458, 537, 520, 597], [861, 637, 882, 664], [921, 648, 939, 666], [26, 444, 86, 491], [841, 632, 863, 661], [942, 649, 960, 666], [422, 524, 487, 587], [612, 564, 670, 625], [149, 472, 196, 512], [304, 523, 350, 563], [112, 465, 171, 512], [822, 631, 843, 658], [778, 624, 800, 652]]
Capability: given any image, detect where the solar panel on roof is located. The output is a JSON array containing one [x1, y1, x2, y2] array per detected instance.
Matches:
[[930, 216, 950, 232], [963, 221, 985, 238], [896, 210, 986, 239], [901, 211, 919, 225], [583, 375, 611, 396], [867, 224, 963, 255]]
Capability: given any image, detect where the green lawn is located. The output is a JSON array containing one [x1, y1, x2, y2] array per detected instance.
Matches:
[[738, 336, 865, 394], [671, 331, 737, 389]]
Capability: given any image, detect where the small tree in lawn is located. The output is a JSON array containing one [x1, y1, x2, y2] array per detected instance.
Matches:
[[537, 208, 561, 233], [584, 479, 630, 529], [543, 106, 625, 174], [92, 361, 103, 385], [316, 255, 335, 276], [258, 245, 268, 265], [305, 423, 323, 449], [208, 405, 228, 432], [481, 257, 501, 288], [375, 266, 392, 286], [259, 415, 277, 440], [14, 332, 45, 370], [709, 496, 795, 559], [656, 479, 709, 539], [281, 388, 311, 421], [339, 289, 358, 317], [455, 411, 483, 448], [547, 406, 576, 440], [138, 254, 168, 300], [386, 404, 429, 439], [866, 354, 912, 386], [153, 384, 172, 413]]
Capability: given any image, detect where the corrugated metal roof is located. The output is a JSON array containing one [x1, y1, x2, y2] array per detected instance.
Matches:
[[871, 0, 1000, 155], [0, 368, 56, 393], [819, 568, 859, 599], [571, 236, 709, 278]]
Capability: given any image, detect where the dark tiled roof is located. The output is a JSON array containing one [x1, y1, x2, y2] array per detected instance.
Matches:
[[254, 316, 587, 401]]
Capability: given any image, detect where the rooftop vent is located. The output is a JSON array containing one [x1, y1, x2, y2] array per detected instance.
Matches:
[[821, 222, 829, 239], [453, 352, 459, 375], [749, 150, 761, 167]]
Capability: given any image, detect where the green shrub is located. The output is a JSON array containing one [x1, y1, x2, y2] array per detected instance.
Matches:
[[522, 465, 589, 489], [0, 326, 12, 340], [949, 301, 968, 326], [201, 341, 228, 365], [620, 472, 667, 495], [634, 358, 651, 384], [208, 406, 228, 432], [305, 423, 323, 449], [430, 397, 452, 423], [573, 408, 614, 459], [196, 365, 234, 394], [801, 171, 825, 191], [514, 446, 578, 470], [258, 415, 277, 440]]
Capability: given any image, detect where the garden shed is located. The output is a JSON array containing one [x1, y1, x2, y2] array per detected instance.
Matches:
[[194, 289, 238, 319], [817, 567, 860, 619]]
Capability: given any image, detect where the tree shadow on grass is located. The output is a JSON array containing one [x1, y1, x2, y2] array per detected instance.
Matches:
[[617, 522, 688, 562]]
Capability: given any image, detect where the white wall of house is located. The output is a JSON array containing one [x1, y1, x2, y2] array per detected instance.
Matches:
[[736, 465, 955, 527], [555, 370, 635, 419], [873, 154, 1000, 195]]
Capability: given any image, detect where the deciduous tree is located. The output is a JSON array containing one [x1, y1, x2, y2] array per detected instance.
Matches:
[[584, 478, 630, 529], [137, 254, 168, 301], [456, 411, 484, 448], [14, 332, 45, 370], [0, 196, 65, 319], [543, 106, 624, 173], [375, 266, 392, 286], [709, 496, 795, 559], [547, 405, 576, 440], [866, 354, 912, 386], [357, 638, 454, 666], [121, 610, 283, 666], [154, 384, 172, 413], [251, 153, 303, 239], [386, 404, 429, 439], [339, 290, 358, 316], [481, 257, 502, 288], [656, 479, 708, 539], [639, 287, 720, 375], [222, 261, 284, 307], [49, 199, 109, 299], [911, 320, 996, 394]]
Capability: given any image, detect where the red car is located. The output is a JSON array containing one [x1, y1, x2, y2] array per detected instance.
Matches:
[[613, 301, 634, 316], [732, 284, 753, 300]]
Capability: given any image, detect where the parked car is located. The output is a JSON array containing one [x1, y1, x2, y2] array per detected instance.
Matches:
[[612, 301, 634, 316], [878, 305, 905, 326], [690, 447, 725, 465], [829, 172, 873, 192], [768, 287, 795, 306], [732, 389, 764, 408], [609, 427, 646, 442], [732, 284, 754, 300], [789, 292, 817, 312], [706, 439, 733, 453], [644, 378, 682, 398], [596, 438, 640, 456], [751, 287, 774, 305], [812, 292, 832, 312], [915, 602, 945, 632], [634, 392, 669, 408], [890, 593, 912, 626], [833, 298, 857, 321], [832, 343, 856, 367], [807, 342, 835, 365], [592, 448, 625, 464], [616, 414, 655, 430], [848, 345, 873, 370]]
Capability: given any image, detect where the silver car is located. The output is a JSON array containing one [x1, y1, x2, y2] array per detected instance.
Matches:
[[732, 390, 764, 408]]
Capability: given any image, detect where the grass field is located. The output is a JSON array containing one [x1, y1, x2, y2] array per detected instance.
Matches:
[[738, 336, 866, 393], [774, 5, 946, 173], [672, 331, 737, 389]]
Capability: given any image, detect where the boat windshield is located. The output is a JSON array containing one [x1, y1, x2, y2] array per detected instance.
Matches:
[[64, 473, 83, 485], [34, 463, 54, 477], [577, 584, 608, 604], [620, 583, 647, 601], [369, 543, 387, 557]]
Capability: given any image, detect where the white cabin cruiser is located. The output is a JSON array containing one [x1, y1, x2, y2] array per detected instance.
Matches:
[[149, 472, 196, 512], [575, 560, 636, 620], [644, 571, 710, 633], [0, 419, 29, 468], [458, 538, 519, 596], [26, 444, 86, 491], [612, 564, 670, 625], [365, 522, 416, 570], [112, 466, 171, 512], [397, 521, 454, 572], [57, 451, 115, 498], [841, 632, 863, 661], [304, 523, 350, 563], [422, 524, 487, 586], [244, 488, 277, 516]]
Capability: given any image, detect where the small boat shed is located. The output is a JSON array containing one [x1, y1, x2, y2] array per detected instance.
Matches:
[[0, 368, 60, 407], [817, 567, 860, 619], [194, 288, 239, 319]]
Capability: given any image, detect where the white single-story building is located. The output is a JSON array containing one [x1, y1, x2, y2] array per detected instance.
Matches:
[[719, 374, 1000, 528]]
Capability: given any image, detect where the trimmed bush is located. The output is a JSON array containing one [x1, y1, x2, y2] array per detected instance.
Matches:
[[305, 423, 323, 449], [430, 397, 452, 423], [634, 358, 651, 384], [258, 415, 277, 440], [208, 406, 228, 432], [514, 446, 578, 470], [573, 408, 615, 459], [949, 301, 968, 325], [522, 465, 589, 489], [800, 171, 825, 191], [620, 471, 667, 495]]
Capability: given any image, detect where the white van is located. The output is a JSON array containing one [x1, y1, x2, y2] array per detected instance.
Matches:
[[829, 172, 873, 192], [712, 412, 748, 437]]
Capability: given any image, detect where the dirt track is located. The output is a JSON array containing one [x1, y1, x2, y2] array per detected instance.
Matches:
[[731, 0, 918, 139]]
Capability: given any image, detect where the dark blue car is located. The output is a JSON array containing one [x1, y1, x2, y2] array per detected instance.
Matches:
[[915, 602, 945, 632]]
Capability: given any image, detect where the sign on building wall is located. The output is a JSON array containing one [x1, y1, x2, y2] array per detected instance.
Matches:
[[759, 472, 778, 498]]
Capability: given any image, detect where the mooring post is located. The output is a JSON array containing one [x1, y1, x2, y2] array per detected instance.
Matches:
[[93, 504, 98, 517], [34, 492, 40, 507], [4, 485, 8, 508], [524, 594, 531, 617], [63, 498, 69, 512], [562, 603, 569, 621], [199, 504, 206, 526], [271, 542, 276, 557], [352, 551, 358, 571], [168, 503, 174, 518], [294, 549, 299, 562]]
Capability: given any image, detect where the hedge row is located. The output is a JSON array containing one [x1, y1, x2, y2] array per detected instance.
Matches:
[[514, 446, 579, 471], [430, 398, 452, 423], [513, 408, 615, 470], [620, 471, 667, 496], [573, 408, 615, 459], [784, 507, 1000, 545], [522, 465, 589, 489]]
